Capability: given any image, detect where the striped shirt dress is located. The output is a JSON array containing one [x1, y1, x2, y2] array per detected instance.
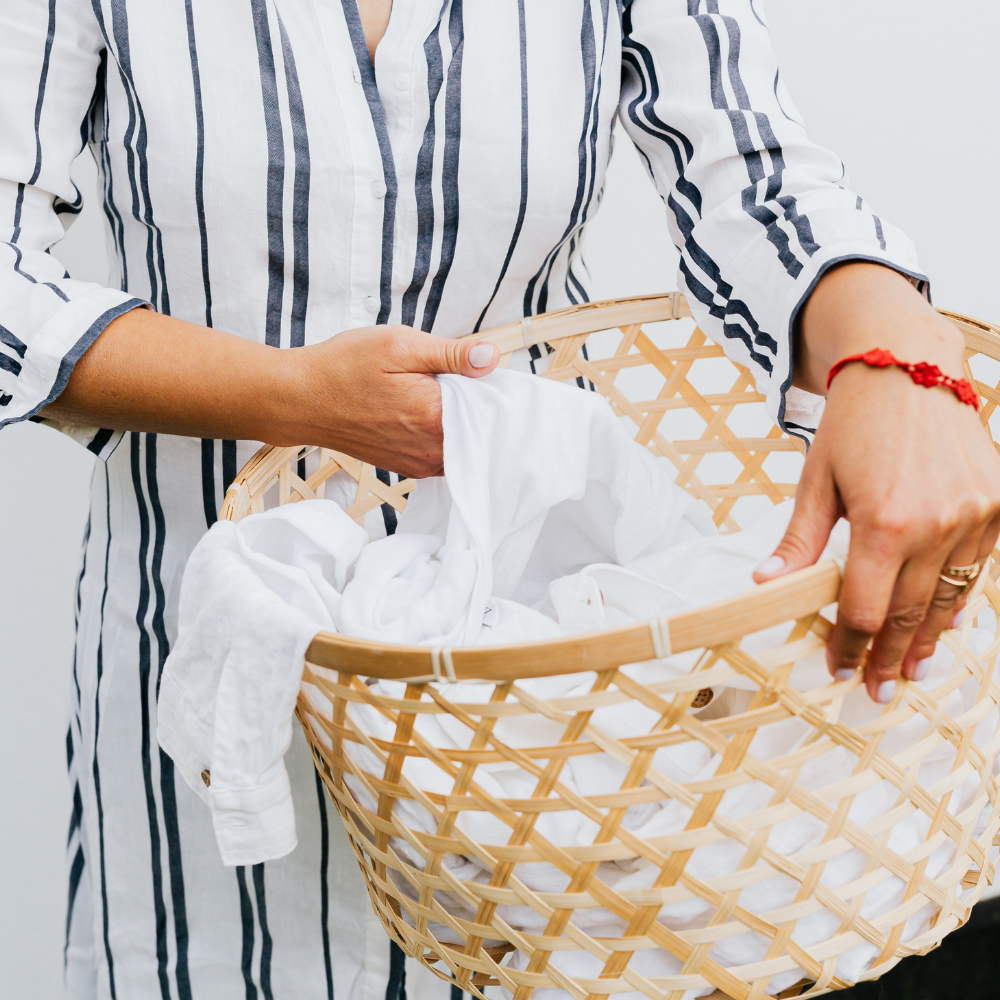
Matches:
[[0, 1, 924, 998]]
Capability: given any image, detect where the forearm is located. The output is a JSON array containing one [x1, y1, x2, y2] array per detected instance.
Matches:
[[795, 262, 965, 395], [41, 308, 298, 443]]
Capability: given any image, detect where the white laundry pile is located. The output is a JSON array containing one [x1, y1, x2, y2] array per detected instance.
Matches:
[[158, 368, 1000, 999], [334, 514, 998, 999]]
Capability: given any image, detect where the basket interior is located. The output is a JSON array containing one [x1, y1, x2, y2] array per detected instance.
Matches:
[[220, 296, 1000, 1000]]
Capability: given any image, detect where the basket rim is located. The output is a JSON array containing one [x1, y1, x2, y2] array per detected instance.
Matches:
[[303, 560, 842, 680], [221, 294, 1000, 683]]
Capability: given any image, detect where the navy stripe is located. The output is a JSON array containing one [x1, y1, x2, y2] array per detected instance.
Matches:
[[773, 69, 802, 126], [667, 186, 777, 358], [874, 215, 887, 251], [129, 433, 172, 1000], [622, 24, 778, 364], [401, 4, 449, 329], [252, 864, 274, 1000], [277, 14, 311, 348], [6, 225, 71, 301], [421, 0, 464, 332], [93, 465, 117, 998], [147, 436, 193, 1000], [386, 941, 407, 1000], [4, 0, 70, 302], [315, 771, 335, 1000], [0, 393, 11, 406], [64, 843, 86, 964], [693, 13, 819, 275], [236, 867, 259, 1000], [375, 468, 398, 535], [340, 0, 398, 324], [87, 428, 116, 456], [473, 0, 528, 332], [526, 1, 598, 317], [71, 513, 91, 710], [620, 46, 700, 211], [159, 750, 192, 1000], [223, 439, 238, 494], [582, 1, 611, 220], [29, 0, 57, 186], [539, 0, 611, 314], [184, 0, 213, 327], [104, 0, 171, 313], [201, 438, 217, 528], [249, 0, 286, 347], [0, 353, 22, 377], [450, 986, 464, 1000], [95, 51, 129, 292], [67, 782, 84, 845]]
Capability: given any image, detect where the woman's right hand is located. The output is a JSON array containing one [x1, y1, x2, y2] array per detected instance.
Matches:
[[43, 309, 499, 478], [284, 325, 499, 478]]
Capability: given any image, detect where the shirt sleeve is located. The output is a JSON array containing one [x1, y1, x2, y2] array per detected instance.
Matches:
[[618, 0, 927, 441], [0, 0, 145, 444]]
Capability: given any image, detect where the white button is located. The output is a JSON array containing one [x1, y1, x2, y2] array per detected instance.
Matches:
[[371, 180, 387, 199], [364, 296, 379, 313], [395, 77, 409, 91]]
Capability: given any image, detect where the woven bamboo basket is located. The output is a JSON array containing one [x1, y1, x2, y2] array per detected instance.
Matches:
[[221, 294, 1000, 1000]]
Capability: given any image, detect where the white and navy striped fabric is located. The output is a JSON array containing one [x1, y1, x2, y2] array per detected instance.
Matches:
[[2, 1, 923, 998]]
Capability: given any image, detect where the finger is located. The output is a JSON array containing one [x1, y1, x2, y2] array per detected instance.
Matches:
[[826, 536, 905, 689], [862, 554, 951, 702], [391, 327, 500, 378], [754, 444, 841, 583], [901, 532, 987, 678]]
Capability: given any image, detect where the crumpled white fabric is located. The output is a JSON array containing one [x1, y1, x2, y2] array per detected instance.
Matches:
[[331, 508, 998, 998], [158, 368, 712, 865], [159, 367, 1000, 996]]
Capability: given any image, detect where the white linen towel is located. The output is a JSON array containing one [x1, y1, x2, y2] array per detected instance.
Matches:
[[158, 368, 712, 865], [158, 366, 1000, 996]]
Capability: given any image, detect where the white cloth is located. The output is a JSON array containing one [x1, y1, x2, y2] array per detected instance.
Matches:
[[339, 509, 998, 997], [158, 368, 713, 865], [161, 366, 1000, 996]]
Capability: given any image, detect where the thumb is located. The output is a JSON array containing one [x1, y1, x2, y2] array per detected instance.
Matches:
[[400, 328, 500, 378], [753, 459, 840, 583]]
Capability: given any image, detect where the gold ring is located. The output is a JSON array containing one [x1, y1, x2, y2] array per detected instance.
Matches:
[[939, 562, 981, 591]]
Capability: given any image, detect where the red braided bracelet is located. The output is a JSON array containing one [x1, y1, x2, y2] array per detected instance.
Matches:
[[826, 348, 979, 411]]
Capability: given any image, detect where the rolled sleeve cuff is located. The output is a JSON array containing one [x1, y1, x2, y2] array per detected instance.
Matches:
[[774, 246, 929, 445], [0, 287, 146, 429]]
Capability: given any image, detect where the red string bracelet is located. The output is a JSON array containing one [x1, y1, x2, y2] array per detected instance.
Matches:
[[826, 348, 979, 411]]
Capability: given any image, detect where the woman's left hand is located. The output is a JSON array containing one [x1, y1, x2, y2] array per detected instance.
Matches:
[[753, 262, 1000, 702]]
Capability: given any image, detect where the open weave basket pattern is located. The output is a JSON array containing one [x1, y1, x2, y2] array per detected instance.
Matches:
[[221, 296, 1000, 1000]]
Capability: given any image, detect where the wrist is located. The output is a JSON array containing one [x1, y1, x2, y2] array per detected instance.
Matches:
[[261, 346, 320, 447], [795, 261, 964, 395]]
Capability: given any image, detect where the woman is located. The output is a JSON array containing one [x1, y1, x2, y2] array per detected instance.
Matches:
[[3, 0, 998, 997]]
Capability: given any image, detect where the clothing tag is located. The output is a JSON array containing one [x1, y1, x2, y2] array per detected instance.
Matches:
[[482, 604, 498, 627]]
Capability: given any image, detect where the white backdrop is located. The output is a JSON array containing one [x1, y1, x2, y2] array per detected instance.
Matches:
[[2, 2, 998, 996]]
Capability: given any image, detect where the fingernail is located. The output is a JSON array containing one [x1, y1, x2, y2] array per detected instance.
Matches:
[[469, 344, 496, 368], [834, 668, 856, 682], [757, 555, 786, 578], [912, 658, 932, 682], [876, 680, 897, 704], [950, 608, 965, 629]]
